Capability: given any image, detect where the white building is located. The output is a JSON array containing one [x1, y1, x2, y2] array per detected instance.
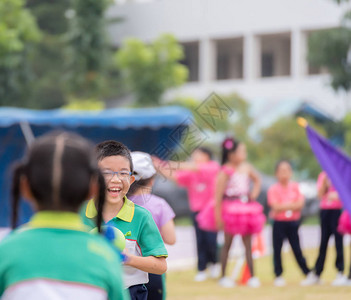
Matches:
[[108, 0, 351, 120]]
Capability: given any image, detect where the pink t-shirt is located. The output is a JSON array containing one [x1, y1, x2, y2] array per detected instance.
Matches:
[[317, 172, 342, 210], [267, 181, 304, 221], [175, 161, 220, 212]]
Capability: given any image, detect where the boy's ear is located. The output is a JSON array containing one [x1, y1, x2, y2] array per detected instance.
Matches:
[[130, 175, 135, 185], [20, 176, 36, 205]]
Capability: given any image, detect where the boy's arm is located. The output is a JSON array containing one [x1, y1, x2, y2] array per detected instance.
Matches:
[[267, 187, 290, 212], [160, 219, 176, 245], [215, 170, 229, 229], [317, 173, 329, 199], [124, 255, 167, 275], [248, 164, 261, 200], [291, 185, 305, 211], [151, 157, 197, 182], [132, 208, 168, 274]]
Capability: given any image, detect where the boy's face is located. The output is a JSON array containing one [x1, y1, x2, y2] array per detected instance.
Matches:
[[98, 155, 135, 206], [191, 149, 210, 164], [276, 161, 292, 183]]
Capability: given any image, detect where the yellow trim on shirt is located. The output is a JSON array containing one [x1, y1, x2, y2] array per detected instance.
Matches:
[[28, 211, 87, 231], [85, 197, 135, 223]]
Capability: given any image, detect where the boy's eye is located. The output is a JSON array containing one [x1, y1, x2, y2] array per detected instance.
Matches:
[[119, 172, 131, 178], [101, 170, 131, 180], [102, 171, 113, 175]]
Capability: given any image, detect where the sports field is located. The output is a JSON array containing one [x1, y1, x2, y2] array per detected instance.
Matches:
[[167, 247, 351, 300]]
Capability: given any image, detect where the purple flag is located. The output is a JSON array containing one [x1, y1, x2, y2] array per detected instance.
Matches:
[[305, 125, 351, 215]]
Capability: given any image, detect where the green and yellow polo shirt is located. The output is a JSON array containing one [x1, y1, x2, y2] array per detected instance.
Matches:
[[0, 211, 129, 300], [80, 197, 168, 288]]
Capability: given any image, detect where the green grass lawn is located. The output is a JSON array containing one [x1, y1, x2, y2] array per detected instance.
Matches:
[[166, 247, 351, 300]]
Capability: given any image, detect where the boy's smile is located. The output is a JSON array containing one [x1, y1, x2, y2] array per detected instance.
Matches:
[[98, 155, 135, 206]]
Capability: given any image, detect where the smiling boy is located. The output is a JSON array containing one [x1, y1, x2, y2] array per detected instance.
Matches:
[[80, 141, 168, 300]]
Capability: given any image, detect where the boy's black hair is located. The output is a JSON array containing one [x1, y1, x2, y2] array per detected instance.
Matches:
[[195, 146, 213, 160], [275, 159, 292, 172], [11, 131, 105, 233], [95, 140, 133, 172], [221, 137, 240, 165]]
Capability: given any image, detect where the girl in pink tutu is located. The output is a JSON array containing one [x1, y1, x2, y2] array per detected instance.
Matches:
[[215, 137, 265, 288]]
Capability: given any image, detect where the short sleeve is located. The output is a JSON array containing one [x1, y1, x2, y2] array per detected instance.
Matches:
[[159, 200, 176, 228], [199, 161, 220, 174], [175, 170, 193, 188], [138, 211, 168, 258]]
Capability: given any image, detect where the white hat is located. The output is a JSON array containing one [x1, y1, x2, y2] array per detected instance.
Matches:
[[131, 151, 156, 181]]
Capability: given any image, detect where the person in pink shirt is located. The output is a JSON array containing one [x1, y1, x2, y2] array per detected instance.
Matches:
[[303, 171, 345, 286], [268, 160, 312, 287], [214, 138, 264, 288], [153, 147, 221, 282]]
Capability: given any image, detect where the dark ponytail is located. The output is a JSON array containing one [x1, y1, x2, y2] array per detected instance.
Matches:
[[221, 137, 240, 165], [96, 170, 106, 233], [11, 164, 24, 229], [10, 131, 106, 232]]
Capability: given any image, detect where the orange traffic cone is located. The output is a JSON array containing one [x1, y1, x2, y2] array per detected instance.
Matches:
[[252, 233, 265, 258], [239, 262, 251, 285]]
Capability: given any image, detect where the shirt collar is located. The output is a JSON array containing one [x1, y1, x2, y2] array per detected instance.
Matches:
[[28, 211, 86, 231], [86, 196, 135, 223]]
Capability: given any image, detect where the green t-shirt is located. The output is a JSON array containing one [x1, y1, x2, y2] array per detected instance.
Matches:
[[80, 197, 168, 288], [0, 211, 129, 300]]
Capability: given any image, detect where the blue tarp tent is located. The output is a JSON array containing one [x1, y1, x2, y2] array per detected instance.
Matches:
[[0, 106, 192, 227]]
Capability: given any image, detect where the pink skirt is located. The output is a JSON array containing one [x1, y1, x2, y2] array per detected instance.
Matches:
[[222, 200, 266, 235], [196, 199, 266, 235], [338, 211, 351, 234]]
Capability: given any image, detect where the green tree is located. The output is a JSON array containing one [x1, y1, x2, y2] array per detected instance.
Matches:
[[342, 112, 351, 154], [26, 0, 71, 108], [0, 0, 41, 106], [115, 34, 188, 106], [308, 27, 351, 91], [65, 0, 112, 98], [308, 0, 351, 92], [250, 117, 326, 178]]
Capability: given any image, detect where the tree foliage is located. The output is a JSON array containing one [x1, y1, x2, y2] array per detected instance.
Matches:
[[115, 34, 188, 106], [0, 0, 41, 106], [25, 0, 71, 108], [250, 117, 326, 178], [65, 0, 112, 98], [308, 0, 351, 92], [308, 27, 351, 91]]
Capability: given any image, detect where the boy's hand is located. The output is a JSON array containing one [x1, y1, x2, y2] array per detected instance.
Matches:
[[122, 248, 131, 264]]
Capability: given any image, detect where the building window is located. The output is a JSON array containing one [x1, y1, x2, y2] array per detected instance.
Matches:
[[259, 33, 291, 78], [215, 38, 243, 80], [180, 42, 199, 82], [261, 53, 274, 77]]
